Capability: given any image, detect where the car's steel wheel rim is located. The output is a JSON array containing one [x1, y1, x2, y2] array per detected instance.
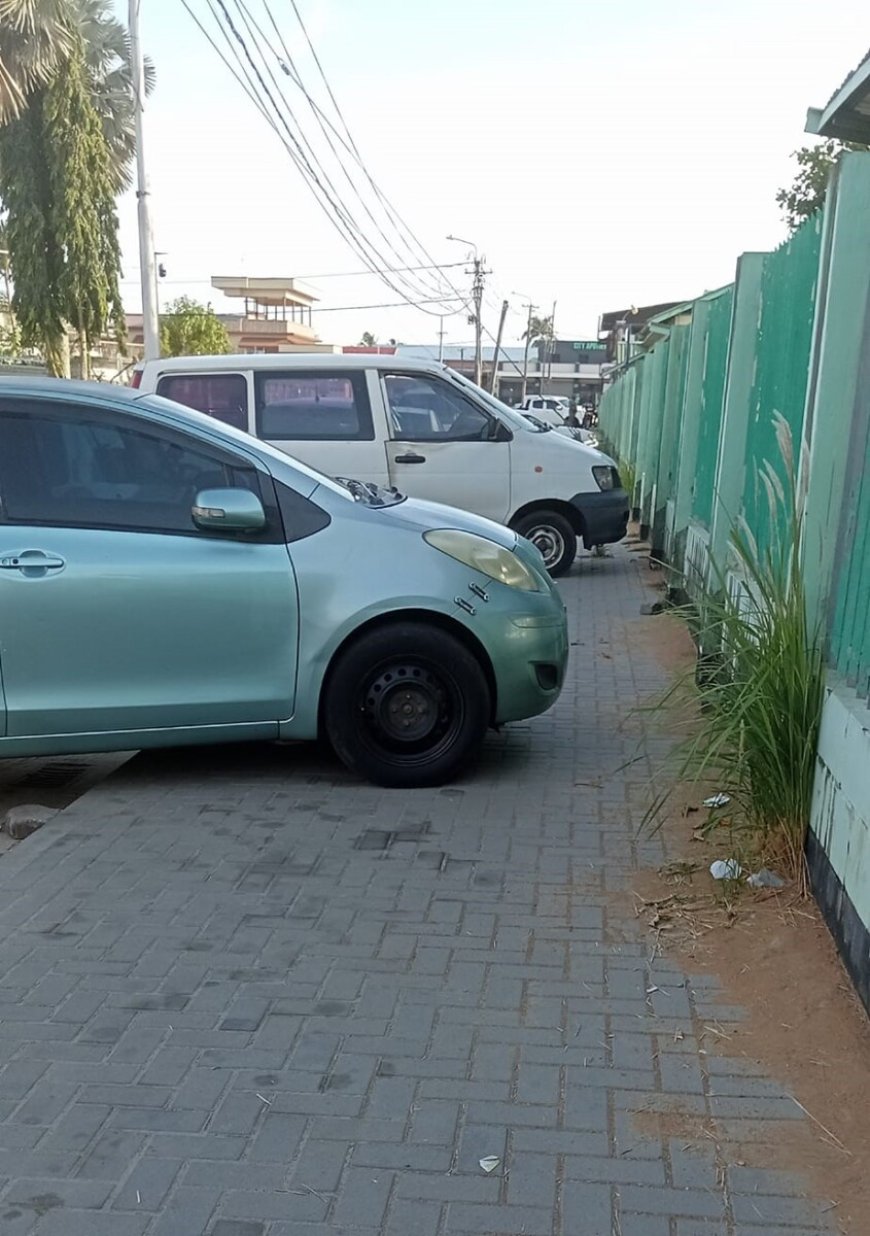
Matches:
[[526, 524, 564, 568], [359, 660, 463, 762]]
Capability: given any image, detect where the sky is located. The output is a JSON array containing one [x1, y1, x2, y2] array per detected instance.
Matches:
[[118, 0, 870, 351]]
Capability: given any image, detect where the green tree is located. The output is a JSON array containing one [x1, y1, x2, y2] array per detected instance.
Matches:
[[359, 330, 377, 346], [523, 313, 554, 347], [160, 297, 231, 357], [77, 0, 155, 191], [0, 0, 73, 124], [776, 139, 869, 231], [0, 34, 125, 376]]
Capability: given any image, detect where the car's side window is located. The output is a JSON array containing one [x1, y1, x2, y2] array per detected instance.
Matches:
[[0, 401, 270, 537], [384, 374, 492, 442], [156, 373, 248, 432], [254, 371, 374, 441]]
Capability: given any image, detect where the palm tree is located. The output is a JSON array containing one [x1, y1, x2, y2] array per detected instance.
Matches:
[[523, 313, 554, 348], [76, 0, 155, 191], [0, 0, 73, 124], [1, 0, 153, 188]]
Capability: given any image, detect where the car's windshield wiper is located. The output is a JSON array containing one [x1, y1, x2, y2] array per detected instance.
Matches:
[[335, 477, 406, 507]]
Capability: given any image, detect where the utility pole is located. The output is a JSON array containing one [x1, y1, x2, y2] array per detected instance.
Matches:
[[447, 234, 488, 387], [470, 255, 485, 387], [515, 295, 536, 404], [438, 315, 445, 362], [543, 298, 557, 393], [129, 0, 159, 361], [489, 299, 509, 395], [154, 251, 167, 320]]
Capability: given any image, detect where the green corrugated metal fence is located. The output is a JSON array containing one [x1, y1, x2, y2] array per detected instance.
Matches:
[[597, 152, 870, 707], [692, 287, 733, 529], [743, 218, 821, 556]]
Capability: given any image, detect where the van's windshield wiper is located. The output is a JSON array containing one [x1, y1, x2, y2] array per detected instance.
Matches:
[[523, 415, 552, 433]]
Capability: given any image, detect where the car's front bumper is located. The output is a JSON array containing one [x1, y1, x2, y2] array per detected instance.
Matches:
[[468, 547, 568, 726], [489, 610, 568, 723], [570, 488, 630, 547]]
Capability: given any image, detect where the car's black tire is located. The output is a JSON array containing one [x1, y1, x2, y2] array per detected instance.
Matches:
[[324, 622, 491, 788], [512, 510, 577, 577]]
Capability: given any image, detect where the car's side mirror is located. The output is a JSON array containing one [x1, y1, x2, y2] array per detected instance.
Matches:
[[192, 487, 266, 532]]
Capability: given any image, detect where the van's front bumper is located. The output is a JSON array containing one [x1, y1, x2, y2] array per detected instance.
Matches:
[[570, 488, 630, 547]]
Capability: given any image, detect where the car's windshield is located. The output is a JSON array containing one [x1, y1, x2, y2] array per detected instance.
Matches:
[[442, 369, 547, 433]]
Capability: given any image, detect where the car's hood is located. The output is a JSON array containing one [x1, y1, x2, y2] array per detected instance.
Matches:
[[322, 489, 518, 550]]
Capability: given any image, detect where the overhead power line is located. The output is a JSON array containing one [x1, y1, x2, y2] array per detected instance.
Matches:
[[317, 296, 464, 313], [184, 0, 464, 318], [212, 0, 446, 309], [240, 0, 453, 306]]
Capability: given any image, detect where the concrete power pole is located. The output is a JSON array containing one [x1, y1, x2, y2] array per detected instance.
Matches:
[[129, 0, 160, 361], [542, 298, 557, 393], [520, 300, 535, 403], [446, 235, 488, 387], [489, 299, 509, 395], [470, 255, 485, 387]]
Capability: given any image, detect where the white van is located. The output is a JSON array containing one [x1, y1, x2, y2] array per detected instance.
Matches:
[[134, 354, 628, 576]]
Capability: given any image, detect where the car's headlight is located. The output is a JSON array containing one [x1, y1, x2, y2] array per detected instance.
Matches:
[[592, 464, 618, 491], [423, 529, 542, 591]]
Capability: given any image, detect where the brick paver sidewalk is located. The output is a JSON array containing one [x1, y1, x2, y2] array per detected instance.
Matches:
[[0, 549, 838, 1234]]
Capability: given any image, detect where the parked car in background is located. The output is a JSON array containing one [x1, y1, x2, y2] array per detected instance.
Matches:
[[518, 395, 572, 423], [0, 379, 568, 787], [517, 395, 598, 446], [133, 354, 627, 576]]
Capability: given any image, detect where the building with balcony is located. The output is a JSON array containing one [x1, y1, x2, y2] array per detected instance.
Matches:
[[124, 275, 333, 369], [210, 276, 326, 352]]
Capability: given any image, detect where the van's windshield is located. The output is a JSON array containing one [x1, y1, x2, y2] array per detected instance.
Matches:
[[442, 369, 549, 433]]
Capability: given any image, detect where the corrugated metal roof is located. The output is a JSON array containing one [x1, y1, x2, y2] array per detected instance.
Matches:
[[822, 47, 870, 112], [807, 48, 870, 141]]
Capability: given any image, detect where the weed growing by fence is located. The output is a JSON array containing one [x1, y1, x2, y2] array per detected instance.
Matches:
[[644, 416, 824, 890]]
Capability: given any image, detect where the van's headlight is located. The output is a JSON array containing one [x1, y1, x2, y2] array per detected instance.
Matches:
[[592, 465, 618, 491], [424, 529, 542, 591]]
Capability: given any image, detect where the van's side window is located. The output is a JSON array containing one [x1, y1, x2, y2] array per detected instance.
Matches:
[[385, 375, 492, 442], [156, 374, 248, 432], [255, 372, 374, 441]]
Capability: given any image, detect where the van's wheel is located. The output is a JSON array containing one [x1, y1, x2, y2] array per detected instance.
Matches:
[[324, 623, 490, 788], [512, 510, 576, 577]]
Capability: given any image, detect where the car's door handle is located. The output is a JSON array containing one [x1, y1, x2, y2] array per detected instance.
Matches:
[[0, 549, 66, 575], [394, 452, 426, 464]]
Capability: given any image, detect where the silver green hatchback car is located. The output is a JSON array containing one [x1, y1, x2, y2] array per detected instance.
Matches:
[[0, 380, 568, 787]]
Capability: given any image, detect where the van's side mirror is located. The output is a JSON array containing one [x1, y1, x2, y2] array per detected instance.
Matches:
[[490, 419, 513, 443], [192, 488, 266, 532]]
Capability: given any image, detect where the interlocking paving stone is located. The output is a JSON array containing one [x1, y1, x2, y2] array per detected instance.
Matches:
[[0, 549, 840, 1232]]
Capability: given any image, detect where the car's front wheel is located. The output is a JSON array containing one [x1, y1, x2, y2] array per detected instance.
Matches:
[[324, 622, 490, 787], [512, 510, 576, 577]]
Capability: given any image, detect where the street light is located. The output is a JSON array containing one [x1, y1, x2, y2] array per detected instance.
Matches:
[[446, 233, 478, 257], [447, 234, 484, 385], [512, 290, 537, 403]]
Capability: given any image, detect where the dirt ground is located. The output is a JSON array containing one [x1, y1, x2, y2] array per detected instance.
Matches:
[[627, 604, 870, 1233]]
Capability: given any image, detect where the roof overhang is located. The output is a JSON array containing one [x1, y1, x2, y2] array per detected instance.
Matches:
[[806, 51, 870, 142], [211, 276, 319, 307]]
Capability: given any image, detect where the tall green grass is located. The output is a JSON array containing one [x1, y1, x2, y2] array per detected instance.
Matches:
[[618, 459, 638, 511], [645, 416, 824, 889]]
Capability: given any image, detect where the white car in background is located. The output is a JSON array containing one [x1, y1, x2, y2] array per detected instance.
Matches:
[[517, 396, 597, 446]]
